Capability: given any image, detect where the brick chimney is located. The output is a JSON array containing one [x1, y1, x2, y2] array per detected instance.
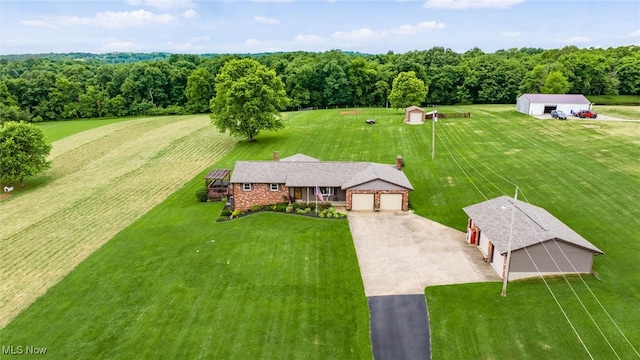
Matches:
[[273, 151, 279, 161], [396, 155, 403, 170]]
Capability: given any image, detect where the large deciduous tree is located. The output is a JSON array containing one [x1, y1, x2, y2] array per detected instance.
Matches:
[[388, 71, 428, 109], [541, 71, 570, 94], [0, 121, 51, 186], [209, 59, 289, 142]]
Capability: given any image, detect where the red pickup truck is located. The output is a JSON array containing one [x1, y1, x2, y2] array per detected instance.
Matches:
[[575, 110, 598, 118]]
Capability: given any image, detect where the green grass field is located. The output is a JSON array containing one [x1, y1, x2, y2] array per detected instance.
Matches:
[[587, 94, 640, 106], [2, 105, 640, 358], [37, 116, 141, 143]]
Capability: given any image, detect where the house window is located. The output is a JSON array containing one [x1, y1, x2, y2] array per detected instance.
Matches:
[[243, 183, 252, 191], [319, 187, 334, 196], [270, 183, 279, 191]]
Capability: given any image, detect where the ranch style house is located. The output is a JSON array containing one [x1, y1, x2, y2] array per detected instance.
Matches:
[[229, 152, 414, 211], [463, 196, 603, 280]]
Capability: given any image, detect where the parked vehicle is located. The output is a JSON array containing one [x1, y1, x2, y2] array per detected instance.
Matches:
[[550, 110, 567, 119], [575, 110, 597, 118]]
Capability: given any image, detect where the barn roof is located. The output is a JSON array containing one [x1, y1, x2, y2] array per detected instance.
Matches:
[[519, 94, 591, 104], [230, 155, 413, 190], [463, 196, 603, 256]]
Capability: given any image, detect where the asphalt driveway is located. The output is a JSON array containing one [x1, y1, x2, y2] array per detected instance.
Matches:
[[348, 211, 499, 297]]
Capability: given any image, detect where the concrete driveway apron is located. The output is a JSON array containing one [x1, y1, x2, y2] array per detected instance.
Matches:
[[348, 211, 499, 360], [348, 211, 499, 296]]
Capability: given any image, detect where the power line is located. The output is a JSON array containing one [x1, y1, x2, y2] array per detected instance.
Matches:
[[436, 115, 640, 358], [435, 120, 592, 359]]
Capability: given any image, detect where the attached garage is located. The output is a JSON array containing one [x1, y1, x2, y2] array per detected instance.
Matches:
[[351, 193, 374, 211], [380, 194, 403, 210]]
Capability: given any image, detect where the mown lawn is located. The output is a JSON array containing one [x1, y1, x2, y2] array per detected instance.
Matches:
[[587, 94, 640, 106], [593, 105, 640, 120], [0, 176, 371, 359], [37, 116, 140, 143], [2, 106, 639, 359]]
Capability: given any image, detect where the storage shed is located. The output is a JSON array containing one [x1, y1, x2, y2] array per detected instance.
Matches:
[[404, 106, 425, 124], [463, 196, 603, 280], [516, 94, 592, 116]]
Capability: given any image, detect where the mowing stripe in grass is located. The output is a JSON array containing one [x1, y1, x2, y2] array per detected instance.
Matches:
[[0, 115, 237, 327]]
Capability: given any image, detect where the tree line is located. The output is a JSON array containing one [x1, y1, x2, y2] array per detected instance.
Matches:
[[1, 46, 638, 123]]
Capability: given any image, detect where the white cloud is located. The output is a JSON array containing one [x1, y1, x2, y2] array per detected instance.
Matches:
[[42, 10, 177, 29], [95, 10, 177, 28], [20, 20, 57, 28], [332, 21, 444, 41], [502, 31, 522, 37], [126, 0, 196, 10], [389, 21, 445, 35], [423, 0, 524, 10], [182, 9, 198, 18], [295, 34, 324, 43], [254, 16, 280, 25], [166, 41, 206, 52], [244, 38, 263, 46], [332, 28, 376, 41], [555, 36, 591, 44], [188, 36, 210, 43], [102, 41, 138, 52], [628, 29, 640, 38]]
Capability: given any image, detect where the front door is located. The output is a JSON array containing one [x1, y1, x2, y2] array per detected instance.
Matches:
[[294, 187, 302, 200]]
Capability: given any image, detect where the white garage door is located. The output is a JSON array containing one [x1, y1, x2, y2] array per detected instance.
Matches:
[[380, 194, 403, 210], [351, 193, 374, 211], [409, 112, 422, 123]]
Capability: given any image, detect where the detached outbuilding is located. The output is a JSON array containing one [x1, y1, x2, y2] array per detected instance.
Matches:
[[516, 94, 592, 116], [463, 196, 603, 280], [404, 106, 425, 124]]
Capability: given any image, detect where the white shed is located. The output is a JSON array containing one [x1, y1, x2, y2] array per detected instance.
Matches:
[[516, 94, 592, 116]]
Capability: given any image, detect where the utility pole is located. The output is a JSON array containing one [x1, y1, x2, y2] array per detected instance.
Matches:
[[431, 110, 437, 160], [501, 186, 519, 297]]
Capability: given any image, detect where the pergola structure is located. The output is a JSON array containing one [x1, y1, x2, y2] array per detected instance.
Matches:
[[204, 168, 231, 201]]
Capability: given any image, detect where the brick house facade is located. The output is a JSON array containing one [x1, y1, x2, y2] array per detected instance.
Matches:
[[230, 153, 414, 212]]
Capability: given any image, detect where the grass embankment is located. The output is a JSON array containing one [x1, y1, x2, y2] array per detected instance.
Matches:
[[0, 115, 237, 327], [2, 106, 639, 358], [587, 94, 640, 106], [593, 105, 640, 120]]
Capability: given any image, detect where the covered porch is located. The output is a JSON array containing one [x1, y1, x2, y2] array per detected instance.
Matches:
[[204, 168, 231, 202], [289, 186, 346, 206]]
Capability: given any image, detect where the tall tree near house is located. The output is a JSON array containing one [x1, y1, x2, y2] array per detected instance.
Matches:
[[0, 121, 51, 187], [209, 59, 289, 142], [388, 71, 428, 109]]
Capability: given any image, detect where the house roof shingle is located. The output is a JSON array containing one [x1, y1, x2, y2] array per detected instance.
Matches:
[[230, 155, 413, 191], [520, 94, 591, 104], [463, 196, 603, 256]]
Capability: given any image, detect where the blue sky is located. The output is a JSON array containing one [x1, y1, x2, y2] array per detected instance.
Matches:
[[1, 0, 638, 55]]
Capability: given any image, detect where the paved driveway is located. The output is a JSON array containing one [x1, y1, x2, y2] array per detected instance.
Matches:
[[348, 211, 499, 296]]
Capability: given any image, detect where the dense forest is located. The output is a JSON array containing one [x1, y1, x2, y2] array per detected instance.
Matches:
[[0, 46, 638, 122]]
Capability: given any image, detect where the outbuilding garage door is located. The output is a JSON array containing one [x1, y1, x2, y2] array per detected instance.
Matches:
[[409, 112, 422, 123], [380, 194, 403, 210], [352, 193, 374, 211]]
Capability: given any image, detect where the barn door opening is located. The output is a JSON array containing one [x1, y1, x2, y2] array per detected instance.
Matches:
[[544, 105, 557, 114]]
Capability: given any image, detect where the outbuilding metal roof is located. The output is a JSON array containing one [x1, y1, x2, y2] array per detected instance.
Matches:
[[463, 196, 603, 256], [230, 154, 413, 191], [519, 94, 591, 104]]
